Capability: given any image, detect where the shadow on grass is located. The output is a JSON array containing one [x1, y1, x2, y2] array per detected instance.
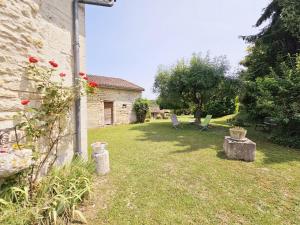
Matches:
[[128, 119, 300, 165], [130, 120, 226, 154], [216, 150, 227, 159]]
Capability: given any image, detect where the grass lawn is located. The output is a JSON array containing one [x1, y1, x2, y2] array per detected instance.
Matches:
[[85, 115, 300, 225]]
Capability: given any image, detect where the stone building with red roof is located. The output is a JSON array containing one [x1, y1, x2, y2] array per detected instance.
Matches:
[[87, 75, 144, 128]]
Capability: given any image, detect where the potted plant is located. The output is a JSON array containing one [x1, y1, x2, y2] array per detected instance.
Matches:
[[229, 126, 247, 140]]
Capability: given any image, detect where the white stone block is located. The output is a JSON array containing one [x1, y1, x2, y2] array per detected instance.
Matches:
[[93, 150, 110, 176]]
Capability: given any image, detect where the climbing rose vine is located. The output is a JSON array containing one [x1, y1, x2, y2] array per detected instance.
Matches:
[[88, 81, 98, 88], [15, 56, 98, 196], [21, 99, 30, 105], [29, 56, 38, 63], [49, 60, 58, 68], [59, 72, 66, 77]]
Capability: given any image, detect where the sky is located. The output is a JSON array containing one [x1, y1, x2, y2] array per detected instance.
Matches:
[[85, 0, 271, 99]]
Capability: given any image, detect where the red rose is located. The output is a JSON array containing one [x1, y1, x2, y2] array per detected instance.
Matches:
[[83, 76, 88, 80], [79, 72, 85, 76], [49, 60, 58, 68], [29, 56, 38, 63], [59, 72, 66, 77], [21, 99, 30, 105], [88, 81, 98, 88]]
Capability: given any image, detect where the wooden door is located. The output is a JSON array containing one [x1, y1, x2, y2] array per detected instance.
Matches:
[[104, 102, 113, 125]]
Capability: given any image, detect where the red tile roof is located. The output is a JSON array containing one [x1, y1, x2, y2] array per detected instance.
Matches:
[[88, 75, 144, 92]]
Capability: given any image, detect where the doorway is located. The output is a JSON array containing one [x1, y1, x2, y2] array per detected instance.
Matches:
[[104, 102, 113, 125]]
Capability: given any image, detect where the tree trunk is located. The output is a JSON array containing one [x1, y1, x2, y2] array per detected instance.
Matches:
[[195, 109, 201, 124], [194, 103, 202, 125]]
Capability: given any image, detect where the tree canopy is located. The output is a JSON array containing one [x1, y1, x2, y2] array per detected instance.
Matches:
[[154, 54, 239, 122], [240, 0, 300, 148]]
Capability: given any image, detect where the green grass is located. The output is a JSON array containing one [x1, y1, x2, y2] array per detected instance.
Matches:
[[87, 115, 300, 225], [0, 159, 94, 225]]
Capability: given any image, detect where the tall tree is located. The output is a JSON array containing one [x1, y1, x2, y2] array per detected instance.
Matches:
[[240, 0, 300, 118], [154, 53, 232, 123], [280, 0, 300, 39], [240, 0, 300, 148], [241, 0, 300, 78]]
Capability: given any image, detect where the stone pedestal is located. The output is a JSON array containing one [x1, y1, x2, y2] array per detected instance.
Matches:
[[91, 142, 110, 175], [93, 150, 110, 175], [223, 136, 256, 162]]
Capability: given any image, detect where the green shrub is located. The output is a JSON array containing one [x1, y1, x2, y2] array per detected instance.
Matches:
[[133, 98, 149, 123], [269, 117, 300, 149], [204, 98, 235, 118], [146, 110, 151, 119], [0, 159, 94, 225], [270, 135, 300, 149], [225, 111, 252, 127], [173, 109, 192, 116]]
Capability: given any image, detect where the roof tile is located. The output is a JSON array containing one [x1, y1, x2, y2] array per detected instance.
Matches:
[[88, 75, 144, 92]]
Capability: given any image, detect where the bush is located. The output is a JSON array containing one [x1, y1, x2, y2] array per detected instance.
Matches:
[[241, 54, 300, 146], [173, 109, 192, 116], [0, 159, 94, 225], [269, 117, 300, 149], [270, 135, 300, 149], [133, 98, 149, 123], [146, 110, 151, 119], [204, 98, 235, 118], [228, 111, 251, 127]]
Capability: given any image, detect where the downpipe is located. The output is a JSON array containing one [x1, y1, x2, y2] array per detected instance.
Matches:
[[79, 0, 115, 7], [72, 0, 115, 156]]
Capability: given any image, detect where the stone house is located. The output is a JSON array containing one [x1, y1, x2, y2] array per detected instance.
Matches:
[[0, 0, 88, 163], [87, 75, 144, 128]]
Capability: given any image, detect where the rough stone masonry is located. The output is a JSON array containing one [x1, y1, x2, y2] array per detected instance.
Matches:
[[0, 0, 88, 164], [87, 88, 142, 128]]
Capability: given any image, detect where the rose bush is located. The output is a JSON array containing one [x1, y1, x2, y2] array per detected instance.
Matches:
[[15, 56, 98, 196], [48, 60, 58, 68]]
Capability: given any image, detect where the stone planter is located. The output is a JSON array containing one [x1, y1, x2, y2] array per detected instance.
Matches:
[[223, 136, 256, 162], [0, 149, 33, 179], [229, 127, 247, 140]]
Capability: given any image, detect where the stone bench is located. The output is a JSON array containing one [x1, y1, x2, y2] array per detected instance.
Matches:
[[223, 136, 256, 162]]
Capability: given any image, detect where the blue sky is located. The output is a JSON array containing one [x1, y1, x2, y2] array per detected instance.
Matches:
[[85, 0, 270, 99]]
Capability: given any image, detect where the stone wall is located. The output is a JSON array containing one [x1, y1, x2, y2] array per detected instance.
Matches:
[[87, 88, 142, 128], [0, 0, 88, 163]]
